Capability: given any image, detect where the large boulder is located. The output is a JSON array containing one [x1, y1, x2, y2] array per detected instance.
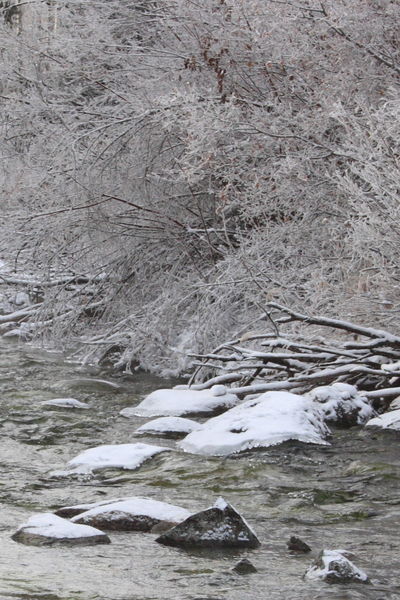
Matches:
[[179, 391, 330, 456], [72, 497, 192, 532], [11, 513, 110, 546], [156, 497, 260, 549], [122, 385, 239, 418], [307, 383, 375, 427], [305, 549, 369, 584], [52, 442, 171, 476]]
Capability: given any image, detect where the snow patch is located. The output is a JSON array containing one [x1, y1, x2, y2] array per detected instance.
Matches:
[[53, 443, 171, 476], [135, 416, 202, 436], [40, 398, 90, 409], [365, 409, 400, 431], [13, 513, 106, 540]]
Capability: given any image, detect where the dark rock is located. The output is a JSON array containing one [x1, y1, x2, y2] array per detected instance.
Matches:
[[156, 498, 260, 549], [74, 511, 160, 532], [287, 535, 311, 553], [232, 558, 258, 574]]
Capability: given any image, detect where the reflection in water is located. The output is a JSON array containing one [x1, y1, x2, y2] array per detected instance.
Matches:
[[1, 338, 400, 599]]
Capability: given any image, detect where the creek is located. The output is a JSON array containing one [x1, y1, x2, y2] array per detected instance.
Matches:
[[1, 337, 400, 600]]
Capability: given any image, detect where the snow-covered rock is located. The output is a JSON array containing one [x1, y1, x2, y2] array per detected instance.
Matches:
[[388, 396, 400, 411], [54, 443, 171, 476], [40, 398, 90, 409], [307, 383, 375, 427], [122, 385, 239, 418], [135, 416, 203, 438], [305, 549, 369, 584], [156, 497, 260, 549], [72, 497, 192, 532], [365, 409, 400, 431], [11, 513, 110, 546], [55, 498, 130, 518], [179, 391, 330, 456]]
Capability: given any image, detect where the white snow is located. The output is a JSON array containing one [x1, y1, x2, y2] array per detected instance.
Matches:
[[71, 497, 191, 523], [55, 443, 171, 475], [178, 391, 330, 456], [122, 385, 239, 418], [305, 549, 369, 583], [388, 396, 400, 411], [135, 416, 202, 436], [307, 382, 375, 424], [365, 409, 400, 431], [40, 398, 90, 409], [214, 497, 229, 510], [14, 513, 106, 540], [381, 360, 400, 373]]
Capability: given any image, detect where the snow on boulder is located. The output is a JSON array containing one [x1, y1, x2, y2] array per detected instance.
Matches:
[[178, 391, 330, 457], [365, 409, 400, 431], [55, 497, 130, 518], [156, 497, 260, 549], [388, 396, 400, 411], [39, 398, 90, 409], [305, 549, 369, 584], [53, 443, 171, 476], [11, 513, 110, 546], [72, 497, 192, 532], [135, 417, 203, 438], [122, 385, 239, 418], [307, 383, 375, 427]]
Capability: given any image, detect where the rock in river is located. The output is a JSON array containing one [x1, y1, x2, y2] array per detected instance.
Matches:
[[156, 497, 260, 549], [123, 385, 239, 418], [134, 416, 203, 438], [11, 513, 110, 546], [71, 497, 192, 531], [53, 442, 171, 476], [179, 391, 330, 456], [304, 549, 369, 584], [39, 398, 90, 409]]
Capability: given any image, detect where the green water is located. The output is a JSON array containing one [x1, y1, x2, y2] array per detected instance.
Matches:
[[1, 338, 400, 600]]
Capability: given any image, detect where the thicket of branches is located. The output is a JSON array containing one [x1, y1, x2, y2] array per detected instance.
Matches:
[[1, 0, 399, 376]]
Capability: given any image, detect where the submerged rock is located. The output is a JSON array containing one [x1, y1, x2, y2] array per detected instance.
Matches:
[[305, 549, 369, 584], [72, 497, 192, 531], [156, 497, 260, 549], [11, 513, 110, 546], [287, 535, 311, 553], [179, 391, 330, 456], [232, 558, 258, 574], [125, 385, 239, 418], [307, 383, 375, 427], [134, 416, 203, 438], [39, 398, 90, 409]]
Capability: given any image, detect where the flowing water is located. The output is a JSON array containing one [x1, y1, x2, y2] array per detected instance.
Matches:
[[1, 337, 400, 600]]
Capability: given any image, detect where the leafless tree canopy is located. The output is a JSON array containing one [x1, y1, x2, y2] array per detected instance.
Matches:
[[1, 0, 399, 376]]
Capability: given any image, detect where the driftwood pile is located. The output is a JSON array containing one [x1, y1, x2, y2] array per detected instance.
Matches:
[[189, 303, 400, 406]]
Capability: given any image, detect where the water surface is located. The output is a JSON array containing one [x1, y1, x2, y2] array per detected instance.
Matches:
[[1, 338, 400, 600]]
